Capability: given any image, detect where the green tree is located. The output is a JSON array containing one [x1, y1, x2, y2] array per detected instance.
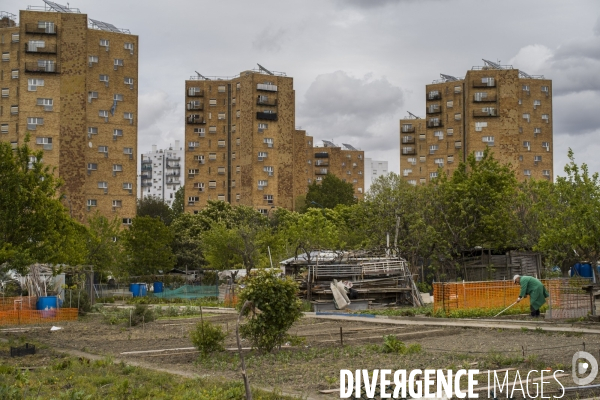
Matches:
[[84, 213, 123, 281], [305, 173, 356, 211], [0, 137, 87, 273], [171, 187, 185, 219], [238, 269, 303, 353], [170, 213, 205, 271], [536, 149, 600, 276], [122, 216, 175, 276], [281, 208, 340, 262], [201, 206, 271, 275], [137, 196, 173, 226]]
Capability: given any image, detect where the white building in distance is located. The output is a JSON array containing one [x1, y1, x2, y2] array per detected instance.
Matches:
[[364, 158, 389, 193], [140, 141, 184, 206]]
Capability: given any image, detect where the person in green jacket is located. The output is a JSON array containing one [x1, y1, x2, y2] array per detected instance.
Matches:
[[514, 275, 550, 317]]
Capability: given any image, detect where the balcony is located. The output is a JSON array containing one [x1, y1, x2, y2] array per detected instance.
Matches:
[[25, 62, 59, 73], [402, 136, 415, 144], [25, 24, 57, 34], [314, 152, 329, 158], [25, 43, 57, 53], [473, 109, 498, 117], [314, 160, 329, 166], [186, 115, 206, 124], [141, 182, 152, 187], [427, 93, 441, 101], [473, 94, 497, 102], [401, 126, 415, 133], [473, 81, 496, 88], [257, 83, 277, 92], [187, 102, 204, 110], [427, 120, 443, 128], [426, 107, 441, 114], [166, 172, 180, 177], [257, 112, 277, 121], [257, 97, 277, 106], [315, 169, 328, 175], [402, 147, 416, 155], [141, 166, 152, 171], [187, 88, 204, 97], [141, 172, 152, 178], [455, 141, 462, 149], [166, 156, 180, 161]]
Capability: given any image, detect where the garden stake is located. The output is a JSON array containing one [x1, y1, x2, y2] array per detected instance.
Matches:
[[340, 327, 343, 346]]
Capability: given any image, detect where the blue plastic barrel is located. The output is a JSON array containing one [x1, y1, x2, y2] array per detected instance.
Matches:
[[131, 283, 141, 297], [37, 296, 59, 310], [581, 263, 593, 278], [140, 284, 147, 297], [129, 283, 135, 292], [153, 282, 163, 293]]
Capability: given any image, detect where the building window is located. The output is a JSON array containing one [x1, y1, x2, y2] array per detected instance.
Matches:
[[1, 88, 8, 97], [533, 100, 541, 109], [475, 151, 484, 161], [258, 151, 268, 161], [27, 117, 44, 130], [217, 112, 225, 120], [541, 86, 549, 93], [113, 129, 123, 139], [523, 141, 531, 149], [208, 153, 217, 161], [124, 42, 134, 53], [113, 164, 123, 172], [542, 114, 549, 123], [429, 145, 438, 154], [430, 172, 438, 179], [0, 124, 8, 134], [87, 199, 97, 207], [482, 136, 495, 145], [99, 39, 109, 48], [124, 77, 134, 88], [87, 163, 97, 171], [122, 218, 132, 225], [88, 55, 98, 66], [434, 158, 444, 166], [98, 181, 108, 189], [534, 155, 542, 163], [446, 101, 453, 108], [114, 59, 124, 69], [447, 128, 454, 136], [11, 33, 19, 43], [258, 180, 268, 189], [524, 170, 531, 177], [1, 52, 8, 62], [523, 113, 530, 122], [433, 130, 443, 140], [112, 200, 122, 208], [99, 74, 109, 86], [542, 142, 550, 150], [124, 112, 133, 123], [263, 138, 274, 147], [475, 122, 488, 132], [481, 77, 495, 86], [27, 78, 44, 91], [123, 183, 133, 190], [209, 99, 217, 106], [218, 85, 226, 93]]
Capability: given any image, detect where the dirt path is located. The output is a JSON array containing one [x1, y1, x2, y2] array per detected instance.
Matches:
[[308, 313, 600, 334]]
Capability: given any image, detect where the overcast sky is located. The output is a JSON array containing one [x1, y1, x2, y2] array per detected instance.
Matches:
[[6, 0, 600, 177]]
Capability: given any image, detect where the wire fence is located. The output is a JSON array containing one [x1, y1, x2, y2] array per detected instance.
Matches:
[[433, 278, 593, 318]]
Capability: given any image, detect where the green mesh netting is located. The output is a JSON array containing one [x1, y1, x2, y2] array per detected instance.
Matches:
[[152, 285, 219, 299]]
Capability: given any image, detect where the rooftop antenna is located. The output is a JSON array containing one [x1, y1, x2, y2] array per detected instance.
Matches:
[[440, 73, 460, 82], [407, 111, 420, 119], [195, 71, 210, 80], [257, 63, 274, 75]]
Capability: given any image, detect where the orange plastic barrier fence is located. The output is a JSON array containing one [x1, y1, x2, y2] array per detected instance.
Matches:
[[224, 294, 238, 308], [0, 296, 38, 312], [433, 279, 563, 314], [0, 308, 79, 326]]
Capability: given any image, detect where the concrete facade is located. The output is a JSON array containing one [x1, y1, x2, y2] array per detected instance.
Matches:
[[0, 7, 138, 225], [141, 141, 184, 206], [400, 62, 553, 184], [364, 158, 389, 193]]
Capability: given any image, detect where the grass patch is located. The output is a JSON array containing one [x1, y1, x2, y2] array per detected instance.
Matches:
[[355, 305, 433, 317], [0, 353, 296, 399]]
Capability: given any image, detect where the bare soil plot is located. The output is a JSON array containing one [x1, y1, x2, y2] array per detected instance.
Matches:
[[4, 313, 600, 398]]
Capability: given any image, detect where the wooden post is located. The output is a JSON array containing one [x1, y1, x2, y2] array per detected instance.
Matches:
[[237, 300, 253, 400], [340, 327, 343, 346]]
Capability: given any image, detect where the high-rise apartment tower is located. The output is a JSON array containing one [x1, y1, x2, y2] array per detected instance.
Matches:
[[183, 67, 307, 215], [0, 2, 138, 224], [400, 60, 552, 184]]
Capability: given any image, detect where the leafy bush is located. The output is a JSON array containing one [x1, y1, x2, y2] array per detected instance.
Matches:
[[190, 321, 227, 356], [381, 335, 422, 354], [130, 304, 155, 326], [238, 269, 303, 353]]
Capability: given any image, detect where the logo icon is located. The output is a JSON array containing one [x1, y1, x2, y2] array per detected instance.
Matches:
[[572, 351, 598, 385]]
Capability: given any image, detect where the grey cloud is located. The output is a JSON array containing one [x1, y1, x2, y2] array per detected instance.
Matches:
[[553, 91, 600, 136], [252, 27, 288, 52], [594, 16, 600, 36], [299, 71, 402, 154], [336, 0, 405, 9]]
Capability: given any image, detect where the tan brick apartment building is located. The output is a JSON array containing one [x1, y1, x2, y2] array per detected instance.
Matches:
[[305, 137, 364, 200], [400, 60, 553, 184], [0, 2, 138, 224], [183, 68, 364, 215]]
